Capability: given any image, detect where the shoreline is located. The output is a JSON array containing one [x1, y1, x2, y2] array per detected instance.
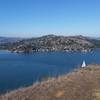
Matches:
[[0, 64, 82, 95], [2, 48, 94, 53], [0, 64, 100, 100]]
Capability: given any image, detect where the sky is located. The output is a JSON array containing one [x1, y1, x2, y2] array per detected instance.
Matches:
[[0, 0, 100, 37]]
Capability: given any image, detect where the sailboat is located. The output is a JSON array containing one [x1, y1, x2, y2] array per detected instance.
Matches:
[[81, 60, 86, 68]]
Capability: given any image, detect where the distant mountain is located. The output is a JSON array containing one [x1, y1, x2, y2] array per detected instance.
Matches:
[[7, 35, 96, 53], [86, 36, 100, 40], [0, 37, 23, 44], [94, 37, 100, 40], [0, 35, 100, 52]]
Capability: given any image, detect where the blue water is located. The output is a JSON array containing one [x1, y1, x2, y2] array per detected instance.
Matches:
[[0, 50, 100, 93]]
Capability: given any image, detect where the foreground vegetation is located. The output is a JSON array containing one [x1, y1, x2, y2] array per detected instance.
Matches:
[[0, 64, 100, 100]]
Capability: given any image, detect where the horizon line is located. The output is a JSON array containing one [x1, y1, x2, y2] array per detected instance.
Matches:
[[0, 34, 98, 38]]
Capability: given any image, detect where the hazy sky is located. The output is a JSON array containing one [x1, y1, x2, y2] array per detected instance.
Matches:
[[0, 0, 100, 37]]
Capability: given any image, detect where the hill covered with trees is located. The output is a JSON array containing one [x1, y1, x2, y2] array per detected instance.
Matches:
[[0, 35, 100, 53]]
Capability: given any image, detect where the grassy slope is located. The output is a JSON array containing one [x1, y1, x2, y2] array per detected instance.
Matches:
[[1, 65, 100, 100]]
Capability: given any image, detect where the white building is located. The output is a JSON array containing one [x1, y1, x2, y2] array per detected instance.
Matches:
[[81, 60, 86, 68]]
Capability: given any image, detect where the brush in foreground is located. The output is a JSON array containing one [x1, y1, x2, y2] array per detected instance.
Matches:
[[0, 64, 100, 100]]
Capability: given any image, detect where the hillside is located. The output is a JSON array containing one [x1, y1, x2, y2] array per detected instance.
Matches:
[[0, 37, 23, 50], [1, 65, 100, 100], [8, 35, 99, 53], [0, 35, 100, 53]]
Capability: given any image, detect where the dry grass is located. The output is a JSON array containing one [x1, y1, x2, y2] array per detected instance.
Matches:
[[93, 89, 100, 100], [0, 64, 100, 100], [55, 90, 65, 98]]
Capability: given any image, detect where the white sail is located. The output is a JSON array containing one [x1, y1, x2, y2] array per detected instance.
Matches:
[[82, 60, 86, 68]]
